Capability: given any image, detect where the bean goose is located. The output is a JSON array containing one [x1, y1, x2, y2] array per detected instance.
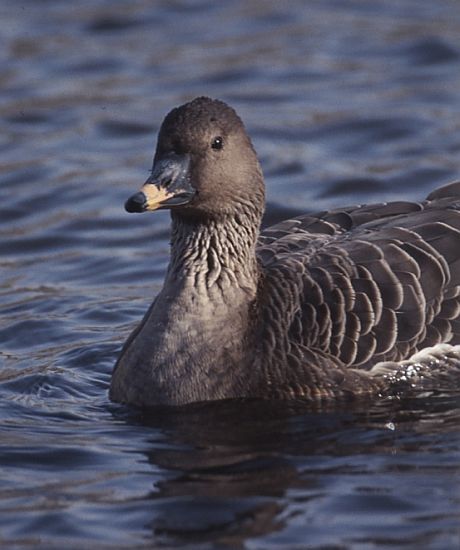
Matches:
[[110, 97, 460, 407]]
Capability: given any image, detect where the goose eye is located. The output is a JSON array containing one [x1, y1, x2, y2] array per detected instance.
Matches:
[[211, 136, 223, 150]]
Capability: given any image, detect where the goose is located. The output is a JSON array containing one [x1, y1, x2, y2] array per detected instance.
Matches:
[[110, 97, 460, 407]]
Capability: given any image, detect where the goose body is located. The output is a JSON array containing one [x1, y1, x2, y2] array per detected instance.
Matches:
[[110, 97, 460, 406]]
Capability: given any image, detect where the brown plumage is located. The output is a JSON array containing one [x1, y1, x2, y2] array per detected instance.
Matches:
[[110, 97, 460, 407]]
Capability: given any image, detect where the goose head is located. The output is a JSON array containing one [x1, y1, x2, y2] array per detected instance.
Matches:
[[125, 97, 265, 222]]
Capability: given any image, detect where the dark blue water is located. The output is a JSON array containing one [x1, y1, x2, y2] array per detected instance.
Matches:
[[1, 1, 460, 548]]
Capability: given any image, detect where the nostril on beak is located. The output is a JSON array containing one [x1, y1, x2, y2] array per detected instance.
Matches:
[[161, 177, 172, 188], [125, 192, 147, 213]]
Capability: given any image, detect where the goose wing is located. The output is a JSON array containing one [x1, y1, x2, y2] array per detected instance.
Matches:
[[258, 181, 460, 369]]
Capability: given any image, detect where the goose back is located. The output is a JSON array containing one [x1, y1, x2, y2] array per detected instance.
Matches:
[[254, 181, 460, 398]]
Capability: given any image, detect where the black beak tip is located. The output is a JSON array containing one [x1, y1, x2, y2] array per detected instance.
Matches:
[[125, 192, 147, 213]]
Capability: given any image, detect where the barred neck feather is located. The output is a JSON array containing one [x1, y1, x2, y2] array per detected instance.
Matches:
[[167, 209, 261, 295]]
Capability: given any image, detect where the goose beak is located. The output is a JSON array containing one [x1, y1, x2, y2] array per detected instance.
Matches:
[[125, 153, 195, 213]]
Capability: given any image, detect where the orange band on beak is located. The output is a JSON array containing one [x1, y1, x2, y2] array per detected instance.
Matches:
[[141, 184, 174, 211]]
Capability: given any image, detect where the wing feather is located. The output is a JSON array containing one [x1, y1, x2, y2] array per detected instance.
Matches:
[[258, 181, 460, 377]]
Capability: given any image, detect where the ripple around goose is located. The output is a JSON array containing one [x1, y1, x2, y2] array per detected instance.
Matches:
[[110, 97, 460, 407]]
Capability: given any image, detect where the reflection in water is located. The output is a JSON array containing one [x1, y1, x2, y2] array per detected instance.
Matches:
[[1, 0, 460, 547], [112, 396, 460, 547]]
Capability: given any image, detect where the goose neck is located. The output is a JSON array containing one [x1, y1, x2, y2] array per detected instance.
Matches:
[[166, 212, 260, 294]]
